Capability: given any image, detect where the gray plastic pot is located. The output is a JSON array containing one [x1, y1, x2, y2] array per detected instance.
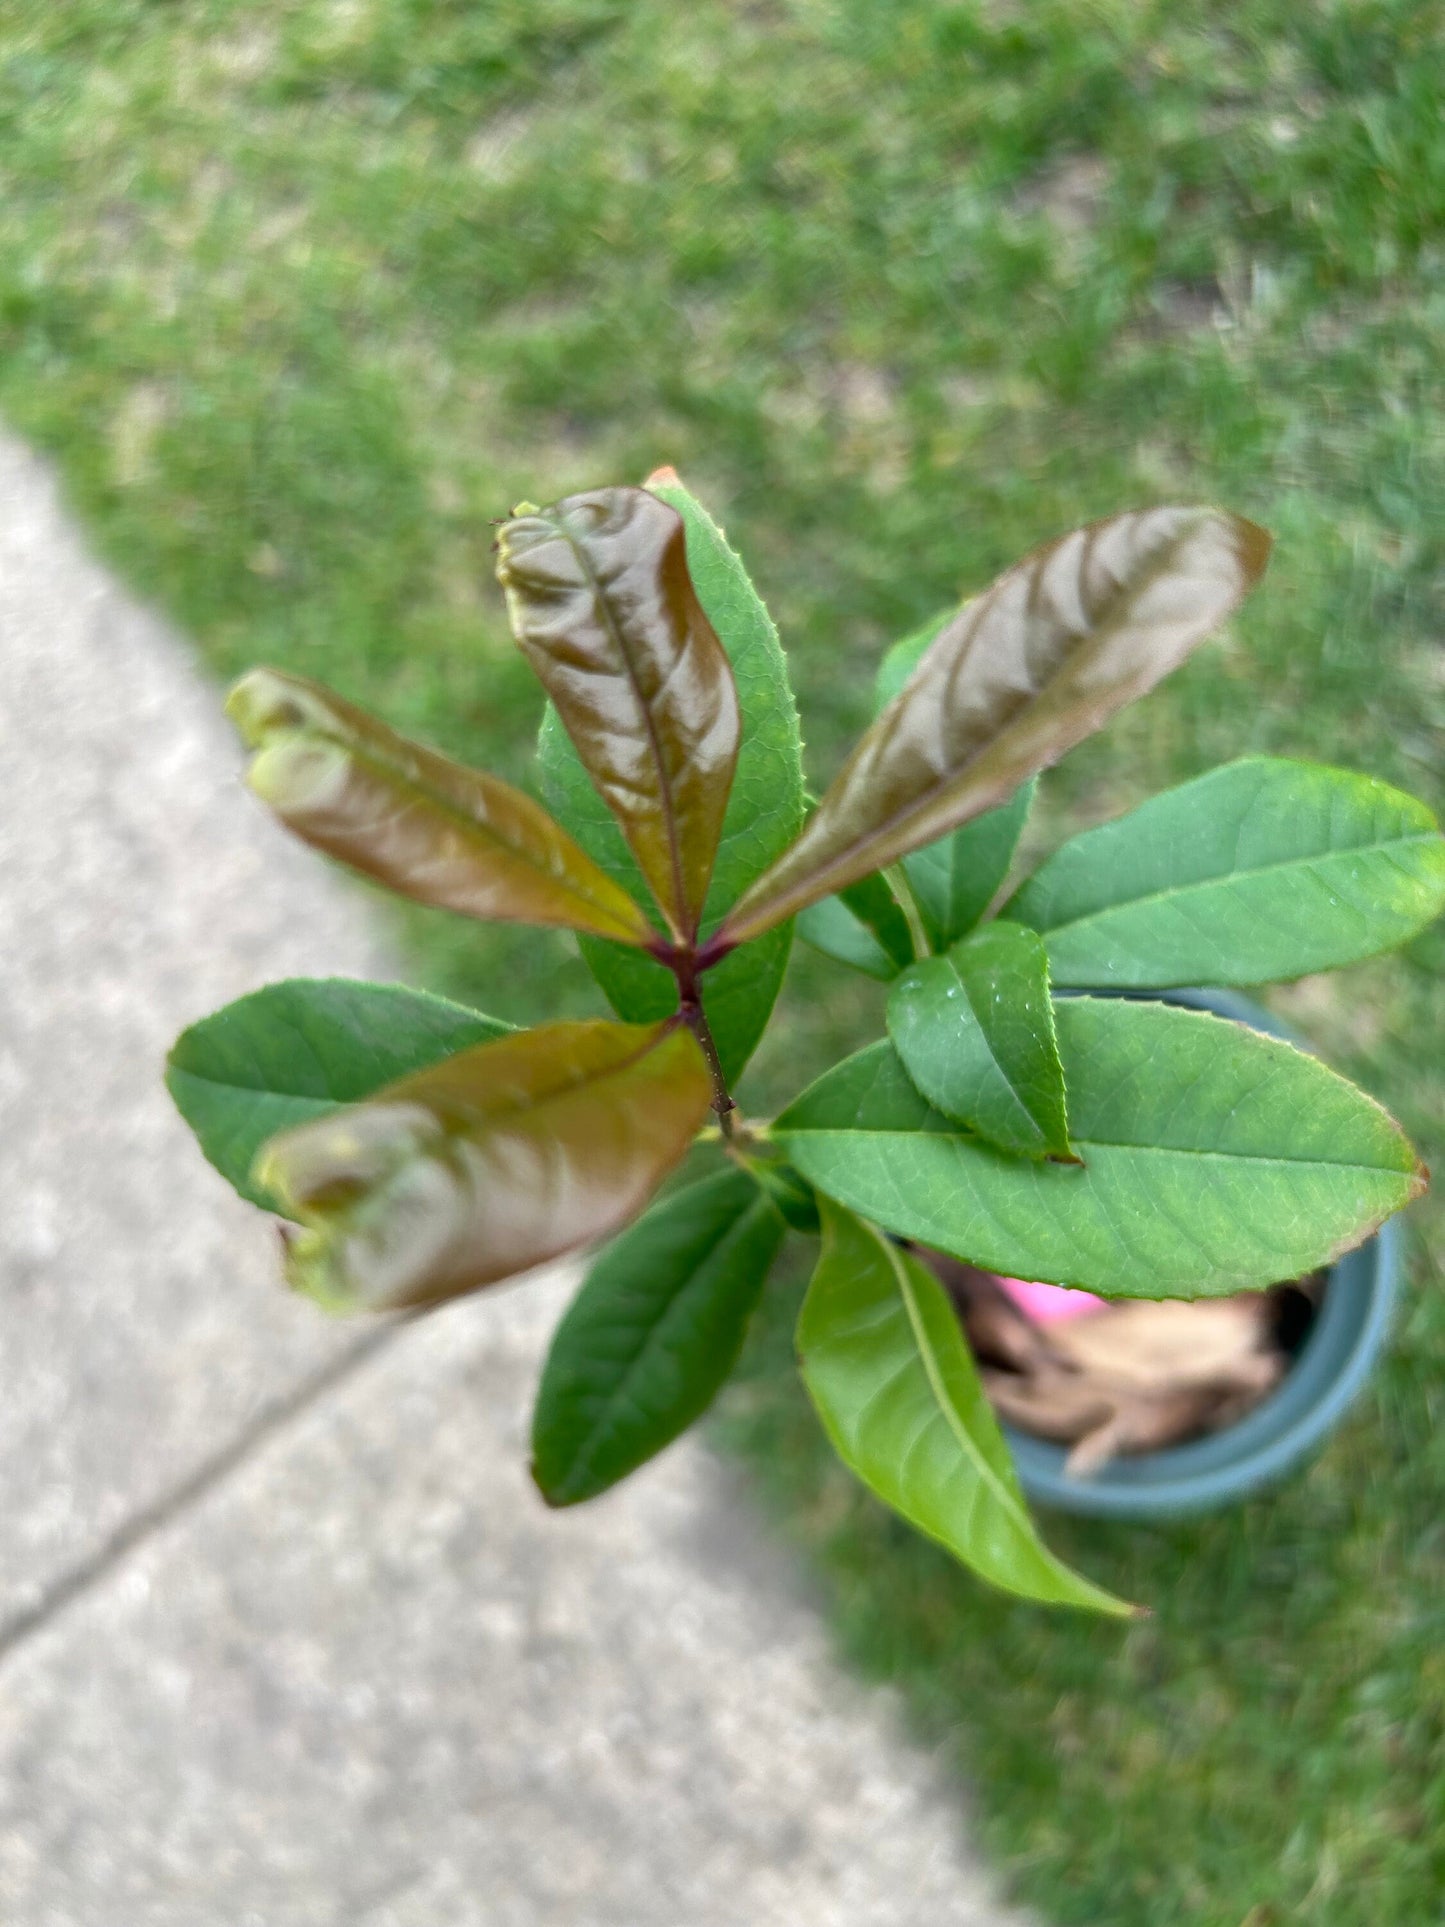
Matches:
[[1005, 986, 1403, 1521]]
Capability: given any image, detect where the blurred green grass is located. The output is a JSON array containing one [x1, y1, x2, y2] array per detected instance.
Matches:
[[2, 3, 1442, 1919]]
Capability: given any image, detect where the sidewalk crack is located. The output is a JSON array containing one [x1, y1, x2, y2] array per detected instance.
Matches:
[[0, 1322, 404, 1672]]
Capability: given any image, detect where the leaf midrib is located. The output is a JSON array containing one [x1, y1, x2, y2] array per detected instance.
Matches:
[[554, 1192, 771, 1500], [737, 517, 1202, 927], [1026, 831, 1442, 940], [883, 1232, 1025, 1529], [887, 517, 1200, 869], [341, 732, 650, 935], [553, 506, 692, 938], [786, 1123, 1410, 1176], [167, 1065, 344, 1104], [167, 1003, 509, 1101], [943, 953, 1053, 1150]]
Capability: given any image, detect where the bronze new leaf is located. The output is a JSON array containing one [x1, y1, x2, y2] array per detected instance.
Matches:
[[496, 487, 741, 943], [256, 1018, 712, 1311], [719, 507, 1271, 946], [228, 668, 655, 946]]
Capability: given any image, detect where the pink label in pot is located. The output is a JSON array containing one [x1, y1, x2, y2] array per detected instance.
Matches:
[[994, 1276, 1106, 1324]]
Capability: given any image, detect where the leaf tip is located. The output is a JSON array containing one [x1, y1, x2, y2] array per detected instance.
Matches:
[[223, 668, 353, 817], [529, 1459, 570, 1509], [1232, 512, 1274, 588], [225, 665, 301, 747], [272, 1218, 346, 1314], [245, 734, 351, 814]]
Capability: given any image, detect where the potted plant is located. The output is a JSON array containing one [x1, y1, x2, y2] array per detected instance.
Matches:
[[168, 473, 1445, 1615]]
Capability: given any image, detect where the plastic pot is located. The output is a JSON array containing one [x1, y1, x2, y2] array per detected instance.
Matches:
[[1005, 986, 1403, 1521]]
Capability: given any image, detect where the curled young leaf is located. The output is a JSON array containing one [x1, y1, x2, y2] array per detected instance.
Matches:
[[497, 487, 741, 941], [255, 1018, 712, 1312], [228, 668, 654, 946], [720, 508, 1271, 944]]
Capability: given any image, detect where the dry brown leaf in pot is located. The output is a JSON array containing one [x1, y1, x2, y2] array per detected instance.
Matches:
[[1062, 1371, 1285, 1478], [970, 1281, 1289, 1474], [1044, 1295, 1279, 1394]]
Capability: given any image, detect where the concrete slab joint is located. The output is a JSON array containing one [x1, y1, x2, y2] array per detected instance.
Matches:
[[0, 435, 1027, 1925]]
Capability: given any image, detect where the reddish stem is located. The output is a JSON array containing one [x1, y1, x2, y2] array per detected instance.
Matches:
[[669, 946, 736, 1136]]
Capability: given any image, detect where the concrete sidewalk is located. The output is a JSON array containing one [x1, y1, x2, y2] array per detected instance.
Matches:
[[0, 435, 1030, 1926]]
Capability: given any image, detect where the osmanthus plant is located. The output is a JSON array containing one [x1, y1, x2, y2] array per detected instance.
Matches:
[[168, 472, 1445, 1616]]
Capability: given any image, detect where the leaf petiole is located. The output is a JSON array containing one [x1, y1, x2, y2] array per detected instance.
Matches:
[[882, 863, 931, 959]]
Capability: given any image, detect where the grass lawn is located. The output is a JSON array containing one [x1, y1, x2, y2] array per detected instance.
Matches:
[[3, 3, 1443, 1918]]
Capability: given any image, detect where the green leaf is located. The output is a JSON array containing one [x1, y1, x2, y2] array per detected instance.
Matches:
[[721, 508, 1271, 943], [798, 1202, 1130, 1614], [777, 998, 1423, 1299], [256, 1018, 712, 1311], [888, 921, 1072, 1160], [535, 473, 806, 1082], [643, 473, 806, 894], [797, 869, 915, 980], [902, 779, 1037, 954], [497, 487, 740, 941], [166, 978, 509, 1213], [532, 1167, 785, 1505], [873, 609, 951, 713], [740, 1155, 821, 1232], [1007, 757, 1445, 988], [226, 668, 654, 946], [795, 897, 895, 980]]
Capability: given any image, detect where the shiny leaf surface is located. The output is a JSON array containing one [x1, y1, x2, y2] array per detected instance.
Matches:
[[532, 1167, 784, 1505], [535, 473, 806, 1080], [797, 869, 915, 981], [166, 978, 509, 1213], [1008, 756, 1445, 988], [722, 508, 1271, 942], [778, 998, 1421, 1298], [227, 668, 653, 945], [498, 486, 740, 940], [798, 1201, 1130, 1613], [888, 921, 1072, 1159], [256, 1018, 711, 1311]]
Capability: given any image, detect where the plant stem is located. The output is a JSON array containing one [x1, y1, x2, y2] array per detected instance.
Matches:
[[670, 947, 737, 1137], [689, 1005, 738, 1138]]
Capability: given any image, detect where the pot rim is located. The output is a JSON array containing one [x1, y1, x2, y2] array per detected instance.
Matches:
[[1003, 986, 1402, 1519]]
